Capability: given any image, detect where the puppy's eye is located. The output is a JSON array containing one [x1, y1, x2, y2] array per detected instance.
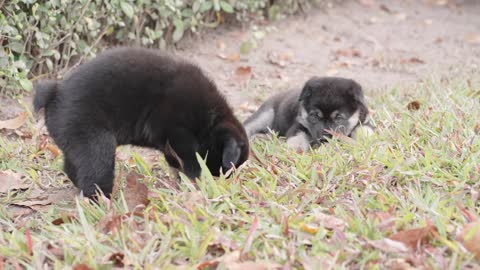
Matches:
[[335, 114, 345, 120], [310, 111, 322, 119]]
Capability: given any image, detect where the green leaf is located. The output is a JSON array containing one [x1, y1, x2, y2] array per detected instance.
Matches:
[[220, 1, 234, 13], [120, 1, 134, 19], [172, 19, 184, 43], [240, 41, 251, 55], [19, 77, 33, 92], [200, 1, 213, 12]]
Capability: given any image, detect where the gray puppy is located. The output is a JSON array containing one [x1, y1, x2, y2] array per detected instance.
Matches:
[[243, 77, 374, 150]]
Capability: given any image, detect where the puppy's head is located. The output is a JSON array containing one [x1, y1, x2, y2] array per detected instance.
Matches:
[[204, 119, 249, 176], [298, 77, 369, 142]]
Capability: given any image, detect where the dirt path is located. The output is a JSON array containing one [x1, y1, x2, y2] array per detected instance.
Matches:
[[177, 0, 480, 118]]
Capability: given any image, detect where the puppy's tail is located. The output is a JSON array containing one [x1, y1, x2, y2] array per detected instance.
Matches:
[[33, 80, 57, 112]]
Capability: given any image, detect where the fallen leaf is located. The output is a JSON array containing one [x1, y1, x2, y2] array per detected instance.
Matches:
[[25, 229, 33, 255], [394, 13, 407, 21], [368, 238, 409, 253], [234, 66, 252, 80], [379, 4, 391, 13], [218, 53, 241, 62], [0, 170, 30, 194], [315, 212, 346, 231], [367, 211, 395, 232], [407, 101, 421, 111], [13, 194, 52, 208], [300, 222, 319, 235], [46, 144, 60, 158], [467, 33, 480, 44], [400, 57, 424, 64], [97, 211, 123, 234], [474, 124, 480, 134], [241, 216, 259, 257], [334, 48, 361, 58], [197, 251, 281, 270], [267, 51, 293, 67], [217, 42, 226, 51], [197, 261, 219, 270], [0, 112, 28, 130], [47, 243, 64, 260], [5, 205, 35, 219], [73, 264, 93, 270], [52, 213, 76, 226], [457, 221, 480, 260], [0, 256, 4, 270], [388, 225, 437, 250], [325, 69, 339, 76], [124, 171, 149, 211], [108, 252, 125, 267], [223, 261, 282, 270]]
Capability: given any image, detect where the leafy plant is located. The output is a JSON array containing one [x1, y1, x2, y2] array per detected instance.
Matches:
[[0, 0, 319, 94]]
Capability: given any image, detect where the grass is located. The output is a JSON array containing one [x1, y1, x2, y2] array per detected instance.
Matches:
[[0, 73, 479, 269]]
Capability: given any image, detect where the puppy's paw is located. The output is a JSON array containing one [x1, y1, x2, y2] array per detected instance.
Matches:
[[286, 132, 310, 152], [350, 125, 375, 139]]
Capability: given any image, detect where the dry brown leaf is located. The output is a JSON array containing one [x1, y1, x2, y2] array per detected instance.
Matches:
[[108, 252, 125, 267], [474, 124, 480, 135], [0, 255, 5, 270], [400, 57, 425, 64], [13, 193, 53, 208], [457, 221, 480, 260], [407, 101, 421, 111], [368, 238, 409, 253], [379, 4, 391, 13], [97, 211, 123, 234], [46, 144, 60, 158], [47, 243, 64, 260], [197, 251, 281, 270], [25, 229, 33, 255], [367, 211, 395, 232], [467, 33, 480, 44], [315, 212, 346, 231], [388, 225, 437, 250], [0, 112, 28, 130], [73, 264, 93, 270], [224, 261, 282, 270], [0, 170, 30, 194], [124, 171, 149, 211], [52, 213, 76, 226], [334, 48, 361, 58], [234, 66, 252, 80], [325, 69, 339, 76], [267, 51, 293, 68], [218, 53, 241, 62], [241, 216, 259, 257]]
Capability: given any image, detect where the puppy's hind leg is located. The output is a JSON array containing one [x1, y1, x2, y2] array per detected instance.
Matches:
[[65, 131, 117, 198], [243, 103, 275, 137]]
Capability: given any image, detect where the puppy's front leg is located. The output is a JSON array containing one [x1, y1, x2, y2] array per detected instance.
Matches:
[[162, 129, 201, 179], [285, 124, 311, 152]]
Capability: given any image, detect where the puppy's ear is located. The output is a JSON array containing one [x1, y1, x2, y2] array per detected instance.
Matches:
[[164, 140, 184, 170], [222, 136, 241, 170], [350, 83, 370, 124], [299, 85, 312, 101]]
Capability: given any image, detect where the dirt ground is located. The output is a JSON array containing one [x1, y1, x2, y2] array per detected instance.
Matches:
[[176, 0, 480, 119]]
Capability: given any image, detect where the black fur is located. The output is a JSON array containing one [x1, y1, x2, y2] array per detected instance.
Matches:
[[243, 76, 373, 148], [33, 47, 249, 198]]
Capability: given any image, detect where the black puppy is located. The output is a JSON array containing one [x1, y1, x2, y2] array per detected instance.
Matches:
[[244, 77, 374, 150], [33, 47, 249, 198]]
